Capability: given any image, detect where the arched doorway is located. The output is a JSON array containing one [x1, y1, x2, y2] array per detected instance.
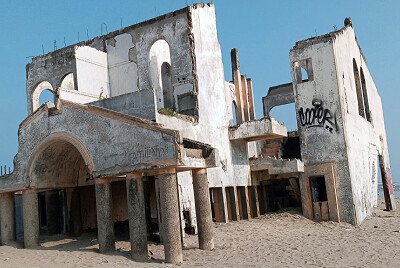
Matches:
[[27, 135, 95, 237]]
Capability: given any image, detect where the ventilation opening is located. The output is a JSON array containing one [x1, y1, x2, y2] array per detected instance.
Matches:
[[264, 179, 301, 212]]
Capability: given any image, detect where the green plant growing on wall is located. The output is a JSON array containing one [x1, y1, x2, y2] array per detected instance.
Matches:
[[158, 108, 174, 116], [98, 88, 108, 100]]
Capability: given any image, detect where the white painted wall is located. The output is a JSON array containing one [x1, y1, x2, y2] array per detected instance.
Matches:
[[106, 33, 139, 97], [75, 46, 109, 100]]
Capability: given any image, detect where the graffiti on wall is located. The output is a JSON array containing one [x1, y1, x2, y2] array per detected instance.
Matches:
[[298, 99, 337, 133]]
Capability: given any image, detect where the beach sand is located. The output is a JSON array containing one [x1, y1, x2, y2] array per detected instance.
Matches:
[[0, 197, 399, 267]]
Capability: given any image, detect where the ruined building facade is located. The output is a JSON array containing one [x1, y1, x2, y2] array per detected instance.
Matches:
[[0, 3, 395, 264]]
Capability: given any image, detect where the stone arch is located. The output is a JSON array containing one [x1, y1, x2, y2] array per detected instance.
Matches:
[[26, 132, 94, 189], [149, 39, 172, 109], [58, 72, 76, 91], [32, 81, 55, 112]]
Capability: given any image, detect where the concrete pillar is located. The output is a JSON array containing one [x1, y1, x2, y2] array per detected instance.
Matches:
[[157, 168, 183, 264], [0, 193, 16, 244], [22, 190, 39, 248], [231, 48, 244, 124], [241, 75, 250, 122], [95, 179, 115, 253], [247, 78, 256, 120], [45, 190, 60, 235], [192, 169, 214, 250], [126, 173, 148, 262]]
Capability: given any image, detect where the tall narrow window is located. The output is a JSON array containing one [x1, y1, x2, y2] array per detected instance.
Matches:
[[353, 59, 365, 118], [231, 101, 237, 126], [360, 68, 371, 122], [161, 62, 174, 110]]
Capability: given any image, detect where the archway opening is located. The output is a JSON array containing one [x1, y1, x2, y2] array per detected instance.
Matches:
[[28, 139, 94, 237], [32, 81, 54, 113], [39, 89, 55, 107]]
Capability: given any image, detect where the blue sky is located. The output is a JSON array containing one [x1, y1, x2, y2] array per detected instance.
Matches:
[[0, 0, 399, 182]]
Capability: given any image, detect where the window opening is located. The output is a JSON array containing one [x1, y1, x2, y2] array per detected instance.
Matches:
[[161, 62, 174, 110], [39, 89, 54, 107], [353, 59, 366, 118], [360, 68, 371, 121]]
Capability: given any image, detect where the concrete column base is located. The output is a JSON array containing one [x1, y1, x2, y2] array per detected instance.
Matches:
[[192, 169, 214, 250], [126, 173, 148, 262], [22, 190, 39, 248], [0, 193, 16, 245], [158, 169, 183, 264], [95, 181, 115, 253]]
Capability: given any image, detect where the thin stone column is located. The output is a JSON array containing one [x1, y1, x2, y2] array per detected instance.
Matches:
[[22, 190, 39, 248], [192, 169, 214, 250], [95, 179, 115, 253], [126, 173, 148, 262], [157, 168, 183, 264], [0, 193, 16, 245]]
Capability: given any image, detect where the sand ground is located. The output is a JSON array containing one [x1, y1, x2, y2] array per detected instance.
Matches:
[[0, 197, 399, 268]]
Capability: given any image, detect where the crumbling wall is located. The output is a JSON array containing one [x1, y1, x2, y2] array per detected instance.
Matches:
[[333, 26, 392, 224]]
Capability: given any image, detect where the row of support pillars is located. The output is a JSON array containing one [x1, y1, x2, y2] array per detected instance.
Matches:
[[217, 185, 263, 222], [0, 167, 214, 264]]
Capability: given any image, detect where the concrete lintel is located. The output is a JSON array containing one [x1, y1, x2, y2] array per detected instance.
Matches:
[[228, 117, 287, 142]]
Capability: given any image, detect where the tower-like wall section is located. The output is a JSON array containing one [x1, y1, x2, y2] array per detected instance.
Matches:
[[290, 38, 355, 224]]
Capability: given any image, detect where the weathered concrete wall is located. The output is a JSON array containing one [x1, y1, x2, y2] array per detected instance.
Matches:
[[290, 36, 355, 224], [5, 102, 180, 193], [26, 47, 76, 114], [89, 91, 155, 120], [332, 26, 392, 224]]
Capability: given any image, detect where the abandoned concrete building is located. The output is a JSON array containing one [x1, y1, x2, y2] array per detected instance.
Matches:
[[0, 3, 396, 264]]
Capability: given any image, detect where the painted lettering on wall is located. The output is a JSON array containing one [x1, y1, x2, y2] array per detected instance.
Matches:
[[127, 144, 169, 161], [298, 99, 337, 133]]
